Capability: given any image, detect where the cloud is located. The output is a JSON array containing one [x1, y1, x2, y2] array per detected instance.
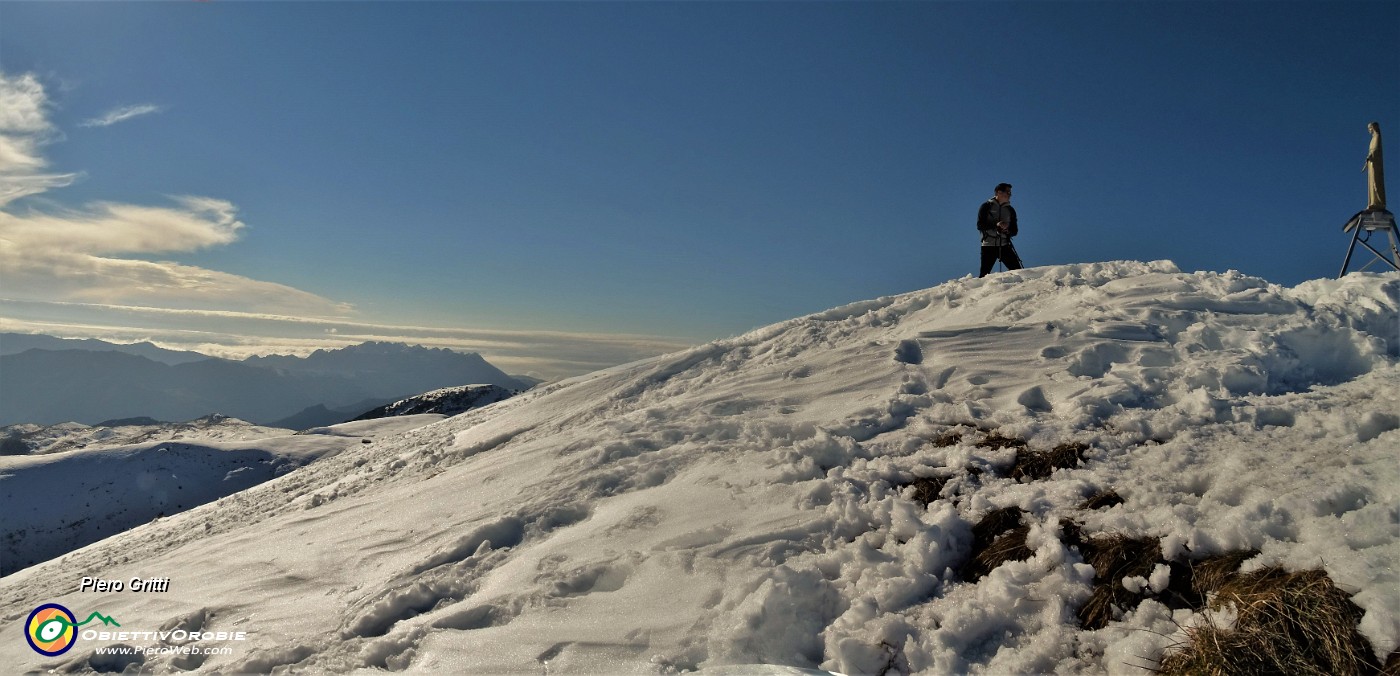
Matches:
[[0, 71, 351, 318], [0, 72, 53, 135], [2, 196, 242, 255], [0, 196, 354, 316], [80, 104, 163, 128], [0, 72, 78, 206]]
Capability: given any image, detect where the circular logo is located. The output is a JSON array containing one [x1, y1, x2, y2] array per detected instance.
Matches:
[[25, 604, 78, 656]]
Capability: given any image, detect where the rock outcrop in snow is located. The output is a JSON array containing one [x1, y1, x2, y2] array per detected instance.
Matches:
[[352, 384, 517, 421], [0, 262, 1395, 675]]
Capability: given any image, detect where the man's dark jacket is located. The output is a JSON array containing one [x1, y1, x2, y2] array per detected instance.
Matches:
[[977, 198, 1018, 247]]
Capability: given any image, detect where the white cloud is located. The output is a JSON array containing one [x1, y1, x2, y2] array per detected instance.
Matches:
[[0, 195, 353, 316], [0, 73, 53, 135], [0, 71, 350, 318], [0, 72, 78, 206], [80, 104, 163, 128], [1, 197, 242, 255]]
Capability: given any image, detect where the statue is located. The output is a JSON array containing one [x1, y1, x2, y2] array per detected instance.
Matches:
[[1364, 122, 1385, 210], [1340, 121, 1399, 276]]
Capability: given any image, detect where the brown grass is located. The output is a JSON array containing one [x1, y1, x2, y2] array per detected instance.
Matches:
[[930, 427, 1028, 451], [1075, 534, 1162, 630], [1159, 567, 1383, 676], [963, 525, 1033, 582], [931, 429, 966, 447], [961, 507, 1033, 582], [979, 431, 1030, 451], [927, 428, 1090, 484], [1011, 442, 1088, 481], [1078, 489, 1125, 511], [971, 506, 1024, 547], [899, 474, 949, 506], [1188, 550, 1259, 598]]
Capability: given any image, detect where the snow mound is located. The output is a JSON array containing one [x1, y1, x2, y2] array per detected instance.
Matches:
[[0, 262, 1395, 675]]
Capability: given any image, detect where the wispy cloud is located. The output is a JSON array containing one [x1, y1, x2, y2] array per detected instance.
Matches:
[[0, 196, 354, 317], [0, 71, 352, 318], [80, 103, 163, 128], [0, 72, 78, 206]]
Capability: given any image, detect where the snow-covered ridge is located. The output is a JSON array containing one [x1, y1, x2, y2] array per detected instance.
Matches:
[[1, 261, 1395, 675], [0, 415, 291, 456], [352, 384, 517, 421]]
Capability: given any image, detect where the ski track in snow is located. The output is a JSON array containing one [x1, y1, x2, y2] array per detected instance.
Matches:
[[1, 261, 1397, 675]]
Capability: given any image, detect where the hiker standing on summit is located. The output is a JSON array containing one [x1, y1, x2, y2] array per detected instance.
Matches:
[[978, 182, 1022, 277]]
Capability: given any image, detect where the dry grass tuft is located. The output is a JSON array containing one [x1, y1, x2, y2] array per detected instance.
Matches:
[[1078, 488, 1125, 511], [928, 428, 1089, 484], [931, 429, 966, 447], [899, 474, 949, 506], [963, 525, 1033, 582], [978, 431, 1030, 451], [930, 427, 1028, 451], [971, 506, 1025, 548], [1012, 442, 1088, 481], [1151, 550, 1260, 611], [1075, 534, 1162, 630], [1058, 518, 1084, 549], [1189, 550, 1259, 598], [1160, 567, 1383, 676], [961, 506, 1033, 582]]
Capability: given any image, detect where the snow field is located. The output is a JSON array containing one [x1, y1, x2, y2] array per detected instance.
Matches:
[[0, 261, 1395, 675]]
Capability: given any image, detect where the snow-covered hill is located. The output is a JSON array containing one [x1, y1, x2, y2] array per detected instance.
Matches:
[[1, 262, 1395, 674], [0, 415, 292, 456]]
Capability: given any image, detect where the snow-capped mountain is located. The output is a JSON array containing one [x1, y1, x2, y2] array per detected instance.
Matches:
[[1, 262, 1395, 675]]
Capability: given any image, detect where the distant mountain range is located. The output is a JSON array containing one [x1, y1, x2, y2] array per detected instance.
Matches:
[[0, 334, 531, 426], [0, 333, 210, 365]]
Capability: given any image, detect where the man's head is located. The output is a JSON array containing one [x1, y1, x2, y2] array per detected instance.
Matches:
[[1369, 122, 1381, 134], [994, 183, 1013, 204]]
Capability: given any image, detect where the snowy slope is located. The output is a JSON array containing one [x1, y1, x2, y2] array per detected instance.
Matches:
[[0, 261, 1395, 675], [0, 416, 444, 576]]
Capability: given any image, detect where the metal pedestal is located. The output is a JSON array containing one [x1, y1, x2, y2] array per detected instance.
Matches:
[[1339, 209, 1400, 277]]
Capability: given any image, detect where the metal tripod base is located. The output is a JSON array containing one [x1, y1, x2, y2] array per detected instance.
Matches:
[[1339, 209, 1400, 277]]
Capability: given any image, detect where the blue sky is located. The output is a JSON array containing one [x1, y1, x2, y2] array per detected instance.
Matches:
[[1, 1, 1396, 377]]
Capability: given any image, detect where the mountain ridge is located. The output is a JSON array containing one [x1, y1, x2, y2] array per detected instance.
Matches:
[[0, 340, 528, 426]]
